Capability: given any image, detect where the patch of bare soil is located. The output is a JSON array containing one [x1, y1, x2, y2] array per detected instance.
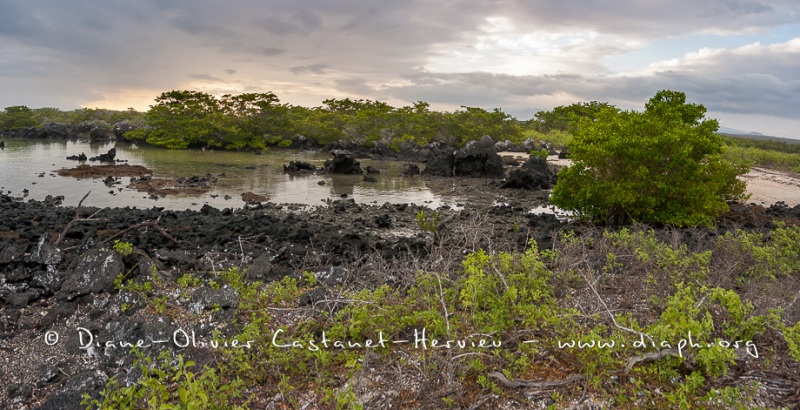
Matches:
[[127, 174, 218, 196], [56, 164, 152, 178]]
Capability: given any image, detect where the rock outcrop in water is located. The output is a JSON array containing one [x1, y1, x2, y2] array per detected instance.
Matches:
[[283, 161, 317, 173], [66, 152, 87, 161], [89, 148, 116, 162], [501, 155, 556, 190], [402, 163, 421, 176], [323, 150, 363, 174], [454, 136, 505, 178], [423, 153, 455, 176], [422, 136, 504, 178]]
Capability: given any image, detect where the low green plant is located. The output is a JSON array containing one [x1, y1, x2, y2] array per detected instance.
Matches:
[[82, 351, 246, 409], [416, 210, 439, 233], [530, 148, 549, 159], [85, 221, 800, 408], [177, 273, 202, 288], [112, 240, 134, 256], [783, 321, 800, 361], [715, 225, 800, 280]]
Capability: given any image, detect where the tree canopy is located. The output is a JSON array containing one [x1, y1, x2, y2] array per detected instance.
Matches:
[[123, 91, 524, 150], [527, 101, 615, 133], [550, 90, 748, 227], [0, 105, 38, 130]]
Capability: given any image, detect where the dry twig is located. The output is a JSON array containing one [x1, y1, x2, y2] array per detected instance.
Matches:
[[102, 215, 180, 245], [56, 191, 105, 246]]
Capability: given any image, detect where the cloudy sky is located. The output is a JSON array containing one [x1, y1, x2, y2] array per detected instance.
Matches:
[[1, 0, 799, 138]]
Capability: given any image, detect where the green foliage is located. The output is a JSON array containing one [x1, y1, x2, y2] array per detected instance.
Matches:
[[8, 93, 529, 151], [86, 225, 800, 408], [132, 93, 523, 150], [783, 321, 800, 361], [530, 148, 549, 159], [130, 91, 284, 149], [133, 91, 233, 149], [83, 351, 246, 409], [0, 106, 145, 129], [115, 275, 154, 296], [722, 145, 800, 173], [112, 240, 133, 256], [1, 105, 38, 130], [415, 210, 439, 233], [603, 228, 711, 282], [442, 106, 523, 148], [177, 273, 203, 288], [527, 101, 615, 133], [715, 225, 800, 279], [521, 129, 573, 150], [721, 134, 800, 155], [700, 383, 760, 410], [551, 90, 749, 226]]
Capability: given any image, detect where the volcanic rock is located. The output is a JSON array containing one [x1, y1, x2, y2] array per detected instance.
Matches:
[[501, 156, 555, 190], [323, 150, 363, 174]]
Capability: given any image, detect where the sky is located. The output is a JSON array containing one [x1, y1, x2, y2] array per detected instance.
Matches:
[[1, 0, 799, 138]]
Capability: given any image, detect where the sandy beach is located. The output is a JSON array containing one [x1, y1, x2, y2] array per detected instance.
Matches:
[[740, 167, 800, 206]]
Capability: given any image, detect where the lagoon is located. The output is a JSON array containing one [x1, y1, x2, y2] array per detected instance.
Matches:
[[0, 138, 460, 210]]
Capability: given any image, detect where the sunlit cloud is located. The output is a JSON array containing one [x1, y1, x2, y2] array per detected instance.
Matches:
[[1, 1, 800, 138]]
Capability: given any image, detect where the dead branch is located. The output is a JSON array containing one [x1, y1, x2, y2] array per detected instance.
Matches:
[[488, 371, 585, 389], [625, 349, 680, 373], [56, 191, 105, 246], [101, 215, 180, 245]]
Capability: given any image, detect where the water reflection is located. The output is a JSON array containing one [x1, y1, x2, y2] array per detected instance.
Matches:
[[0, 138, 460, 210]]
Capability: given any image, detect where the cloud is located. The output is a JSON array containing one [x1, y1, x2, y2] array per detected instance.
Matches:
[[507, 0, 793, 37], [0, 0, 799, 137], [188, 74, 227, 82], [256, 4, 324, 36], [290, 63, 331, 75]]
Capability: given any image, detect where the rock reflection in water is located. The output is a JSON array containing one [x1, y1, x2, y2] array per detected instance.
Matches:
[[0, 138, 461, 210]]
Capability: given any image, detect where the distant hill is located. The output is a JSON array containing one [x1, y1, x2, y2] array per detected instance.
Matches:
[[718, 132, 800, 145], [717, 126, 750, 135]]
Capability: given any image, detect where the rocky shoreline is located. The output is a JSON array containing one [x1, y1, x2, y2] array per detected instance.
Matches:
[[4, 129, 800, 408], [4, 180, 800, 408], [0, 177, 563, 409]]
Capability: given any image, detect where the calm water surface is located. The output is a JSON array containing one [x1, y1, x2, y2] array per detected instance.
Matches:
[[0, 138, 461, 210]]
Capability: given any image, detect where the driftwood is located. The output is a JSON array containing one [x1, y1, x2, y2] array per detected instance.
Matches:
[[488, 371, 586, 389]]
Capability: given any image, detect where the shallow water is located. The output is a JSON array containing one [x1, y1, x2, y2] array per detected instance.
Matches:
[[0, 138, 461, 210]]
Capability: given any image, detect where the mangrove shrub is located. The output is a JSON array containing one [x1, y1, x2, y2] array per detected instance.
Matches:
[[550, 90, 748, 226]]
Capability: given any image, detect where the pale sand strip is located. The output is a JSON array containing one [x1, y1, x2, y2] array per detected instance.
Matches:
[[739, 167, 800, 207]]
